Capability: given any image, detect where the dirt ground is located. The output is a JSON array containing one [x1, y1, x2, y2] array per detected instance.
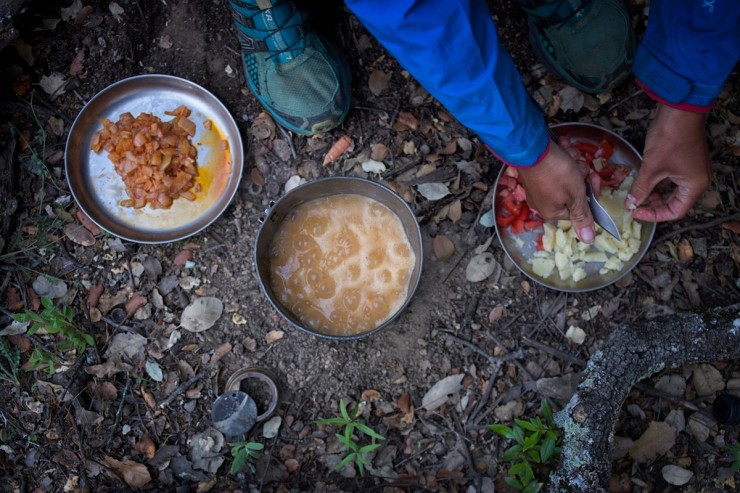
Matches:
[[0, 0, 739, 492]]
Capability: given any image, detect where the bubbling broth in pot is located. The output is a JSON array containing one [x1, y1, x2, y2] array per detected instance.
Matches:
[[269, 194, 416, 336]]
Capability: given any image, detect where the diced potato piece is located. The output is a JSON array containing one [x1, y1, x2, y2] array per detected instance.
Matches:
[[604, 257, 623, 272], [532, 258, 555, 278], [555, 252, 569, 272], [557, 220, 572, 231], [628, 238, 641, 253], [594, 234, 619, 254], [572, 266, 587, 282], [581, 252, 608, 263], [632, 221, 642, 238], [542, 223, 557, 252], [559, 265, 573, 281], [513, 236, 525, 248], [555, 228, 569, 250]]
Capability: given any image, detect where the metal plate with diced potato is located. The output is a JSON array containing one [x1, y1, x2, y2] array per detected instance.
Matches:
[[494, 123, 656, 292]]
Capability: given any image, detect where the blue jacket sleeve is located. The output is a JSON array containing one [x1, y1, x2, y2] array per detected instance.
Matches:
[[633, 0, 740, 110], [344, 0, 549, 167]]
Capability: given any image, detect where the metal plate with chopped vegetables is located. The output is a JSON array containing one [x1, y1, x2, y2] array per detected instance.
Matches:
[[494, 123, 656, 292], [65, 74, 244, 244]]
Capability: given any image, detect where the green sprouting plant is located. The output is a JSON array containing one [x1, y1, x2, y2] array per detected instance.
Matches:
[[229, 441, 264, 474], [726, 438, 740, 473], [11, 295, 94, 375], [487, 399, 562, 493], [0, 336, 21, 385], [315, 399, 385, 476]]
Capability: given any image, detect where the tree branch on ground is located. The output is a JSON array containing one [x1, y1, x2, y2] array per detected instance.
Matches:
[[550, 304, 740, 492]]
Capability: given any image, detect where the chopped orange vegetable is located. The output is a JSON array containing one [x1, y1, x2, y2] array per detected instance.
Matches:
[[91, 106, 199, 209]]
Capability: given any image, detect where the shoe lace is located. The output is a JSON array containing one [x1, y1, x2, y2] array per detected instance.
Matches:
[[553, 0, 591, 30], [527, 0, 592, 30], [242, 4, 305, 59]]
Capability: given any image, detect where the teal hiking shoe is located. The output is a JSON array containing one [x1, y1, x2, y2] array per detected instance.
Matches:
[[229, 0, 351, 135], [520, 0, 634, 94]]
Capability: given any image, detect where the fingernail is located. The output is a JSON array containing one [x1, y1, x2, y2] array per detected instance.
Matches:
[[626, 194, 637, 211], [579, 226, 595, 243]]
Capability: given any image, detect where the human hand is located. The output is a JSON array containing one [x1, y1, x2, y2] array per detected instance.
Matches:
[[626, 104, 711, 222], [517, 143, 596, 243]]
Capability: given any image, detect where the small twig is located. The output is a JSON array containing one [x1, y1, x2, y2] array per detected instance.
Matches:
[[255, 138, 286, 164], [159, 373, 202, 408], [125, 257, 136, 291], [276, 125, 296, 160], [652, 212, 740, 246], [522, 338, 585, 367], [525, 292, 566, 340], [467, 357, 505, 425], [606, 89, 643, 112], [440, 332, 523, 364], [105, 373, 131, 448], [451, 409, 482, 492], [100, 316, 139, 334]]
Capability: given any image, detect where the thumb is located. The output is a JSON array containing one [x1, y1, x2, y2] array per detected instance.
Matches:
[[627, 164, 664, 209], [569, 193, 595, 244]]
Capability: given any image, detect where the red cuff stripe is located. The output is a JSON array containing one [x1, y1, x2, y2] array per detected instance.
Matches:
[[636, 80, 713, 114]]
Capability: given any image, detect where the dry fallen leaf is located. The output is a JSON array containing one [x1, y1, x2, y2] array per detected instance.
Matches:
[[677, 238, 693, 263], [629, 421, 676, 462], [698, 190, 722, 209], [61, 0, 83, 21], [125, 295, 147, 318], [140, 386, 158, 410], [87, 284, 104, 309], [180, 297, 223, 332], [558, 86, 584, 112], [69, 49, 85, 77], [250, 167, 264, 187], [368, 69, 390, 96], [465, 253, 500, 283], [432, 235, 455, 261], [370, 143, 388, 162], [692, 363, 725, 396], [662, 465, 693, 486], [397, 392, 414, 424], [416, 182, 450, 201], [86, 381, 118, 401], [210, 342, 232, 364], [361, 159, 386, 174], [103, 456, 151, 488], [63, 223, 95, 246], [75, 209, 100, 235], [397, 111, 419, 130], [39, 72, 68, 97], [447, 199, 462, 223], [488, 305, 505, 324], [266, 330, 284, 344], [421, 374, 464, 411], [722, 221, 740, 234], [133, 435, 157, 460], [251, 111, 276, 140], [174, 249, 194, 267], [361, 389, 381, 403]]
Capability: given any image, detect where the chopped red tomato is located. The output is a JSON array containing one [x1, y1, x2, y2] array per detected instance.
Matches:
[[496, 212, 517, 228], [573, 142, 598, 154], [524, 219, 544, 231], [597, 139, 614, 160], [535, 232, 544, 251]]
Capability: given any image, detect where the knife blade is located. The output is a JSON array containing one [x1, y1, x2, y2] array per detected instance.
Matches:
[[585, 182, 622, 241]]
